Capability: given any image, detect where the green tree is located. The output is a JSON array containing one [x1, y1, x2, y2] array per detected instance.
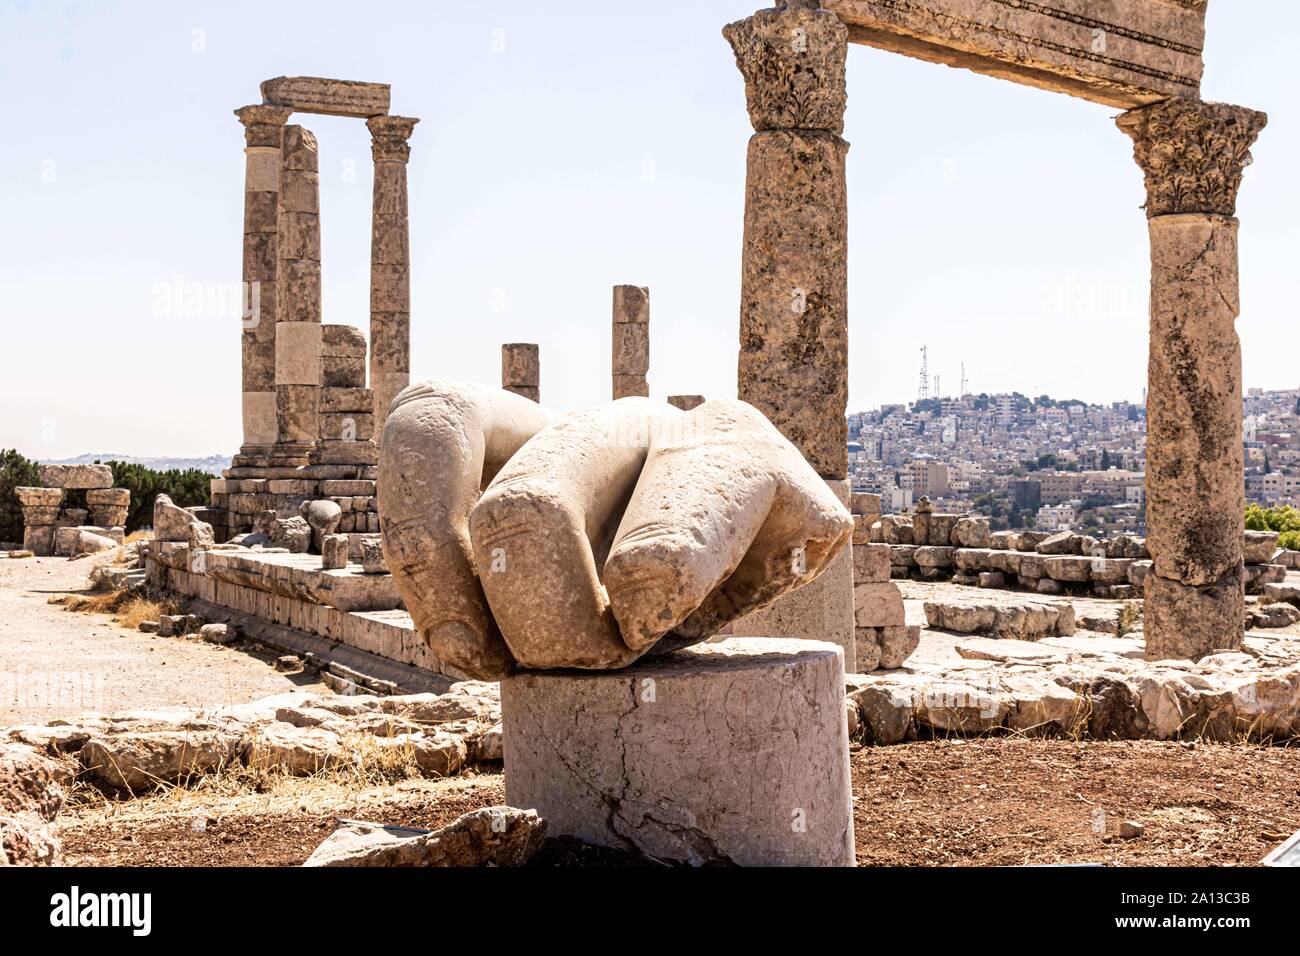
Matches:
[[0, 449, 41, 544], [106, 461, 211, 533]]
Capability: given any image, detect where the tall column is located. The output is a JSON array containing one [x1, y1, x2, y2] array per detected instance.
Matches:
[[502, 343, 540, 402], [723, 1, 855, 670], [1118, 98, 1266, 661], [235, 104, 292, 456], [367, 115, 419, 436], [725, 0, 848, 479], [273, 124, 323, 460], [611, 285, 649, 399]]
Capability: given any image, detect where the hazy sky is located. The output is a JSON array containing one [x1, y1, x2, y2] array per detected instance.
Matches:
[[1, 1, 1295, 459]]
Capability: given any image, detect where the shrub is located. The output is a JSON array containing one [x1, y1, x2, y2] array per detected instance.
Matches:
[[0, 449, 40, 544], [106, 461, 211, 533]]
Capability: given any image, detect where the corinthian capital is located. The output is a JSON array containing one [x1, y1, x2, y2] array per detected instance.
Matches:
[[367, 116, 419, 164], [1117, 98, 1267, 218], [234, 104, 293, 148], [723, 1, 848, 135]]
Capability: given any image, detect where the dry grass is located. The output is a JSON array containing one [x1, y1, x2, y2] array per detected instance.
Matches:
[[51, 588, 179, 629]]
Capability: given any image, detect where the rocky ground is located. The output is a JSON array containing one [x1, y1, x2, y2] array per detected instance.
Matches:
[[4, 556, 1299, 866], [0, 555, 325, 724], [53, 738, 1300, 867]]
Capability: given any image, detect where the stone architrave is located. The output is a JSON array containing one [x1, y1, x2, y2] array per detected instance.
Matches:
[[1117, 97, 1266, 661], [367, 116, 419, 435], [822, 0, 1207, 109], [611, 285, 649, 399], [501, 343, 540, 403], [726, 0, 849, 480], [274, 125, 323, 454], [235, 104, 292, 452], [260, 76, 391, 118]]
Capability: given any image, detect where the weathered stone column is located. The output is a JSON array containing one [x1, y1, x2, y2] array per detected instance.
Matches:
[[367, 116, 419, 434], [273, 125, 323, 458], [724, 2, 855, 670], [725, 0, 848, 479], [1118, 98, 1266, 661], [501, 343, 540, 402], [235, 104, 292, 454], [611, 285, 649, 399]]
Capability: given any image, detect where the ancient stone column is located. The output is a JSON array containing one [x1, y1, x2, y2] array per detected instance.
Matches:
[[611, 285, 649, 399], [273, 124, 323, 458], [725, 0, 848, 480], [1118, 98, 1266, 661], [724, 2, 855, 670], [367, 116, 419, 434], [501, 343, 540, 402], [235, 104, 292, 455]]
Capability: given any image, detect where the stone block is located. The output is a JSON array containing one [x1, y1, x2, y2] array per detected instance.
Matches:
[[321, 534, 349, 570], [36, 463, 112, 490], [852, 542, 891, 584], [15, 487, 63, 508], [22, 525, 55, 556], [666, 395, 704, 411], [274, 322, 322, 385], [502, 637, 853, 866], [853, 581, 905, 628], [260, 76, 391, 118], [84, 488, 129, 507]]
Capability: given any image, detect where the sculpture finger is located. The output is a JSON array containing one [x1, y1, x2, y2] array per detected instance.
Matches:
[[605, 399, 852, 648], [378, 381, 553, 680], [469, 399, 681, 669]]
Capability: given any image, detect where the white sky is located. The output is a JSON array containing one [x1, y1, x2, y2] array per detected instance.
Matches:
[[1, 1, 1295, 459]]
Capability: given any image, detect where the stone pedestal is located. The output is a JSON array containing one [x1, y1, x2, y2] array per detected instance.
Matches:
[[501, 343, 540, 402], [1118, 98, 1266, 661], [611, 285, 649, 399], [367, 116, 418, 435], [501, 637, 854, 866], [235, 104, 292, 454]]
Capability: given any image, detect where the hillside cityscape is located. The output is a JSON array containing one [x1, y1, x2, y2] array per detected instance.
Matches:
[[849, 385, 1300, 535]]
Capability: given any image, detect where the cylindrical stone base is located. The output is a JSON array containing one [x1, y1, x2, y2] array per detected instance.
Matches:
[[502, 637, 854, 866]]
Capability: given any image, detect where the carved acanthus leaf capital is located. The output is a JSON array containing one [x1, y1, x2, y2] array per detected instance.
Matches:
[[234, 104, 293, 148], [723, 1, 848, 135], [1117, 98, 1267, 218], [367, 116, 419, 164]]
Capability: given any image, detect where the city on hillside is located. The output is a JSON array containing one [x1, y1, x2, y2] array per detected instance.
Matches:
[[849, 383, 1300, 536]]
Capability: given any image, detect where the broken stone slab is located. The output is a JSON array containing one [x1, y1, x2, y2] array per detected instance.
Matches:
[[1, 741, 71, 865], [260, 76, 390, 118], [1037, 531, 1084, 555], [502, 637, 854, 866], [956, 638, 1065, 664], [303, 807, 546, 867], [951, 515, 990, 548], [79, 730, 242, 791], [36, 463, 112, 490], [270, 516, 312, 553], [924, 600, 1072, 640], [1244, 530, 1281, 565], [1251, 603, 1300, 629], [360, 537, 387, 574]]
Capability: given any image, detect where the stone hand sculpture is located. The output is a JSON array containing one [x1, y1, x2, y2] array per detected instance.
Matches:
[[378, 381, 852, 680]]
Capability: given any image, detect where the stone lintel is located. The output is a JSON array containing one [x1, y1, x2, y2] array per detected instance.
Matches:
[[260, 76, 391, 118], [824, 0, 1207, 109]]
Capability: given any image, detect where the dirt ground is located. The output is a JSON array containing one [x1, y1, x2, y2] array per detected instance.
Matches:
[[10, 556, 1299, 867], [58, 737, 1300, 867], [0, 555, 325, 725]]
